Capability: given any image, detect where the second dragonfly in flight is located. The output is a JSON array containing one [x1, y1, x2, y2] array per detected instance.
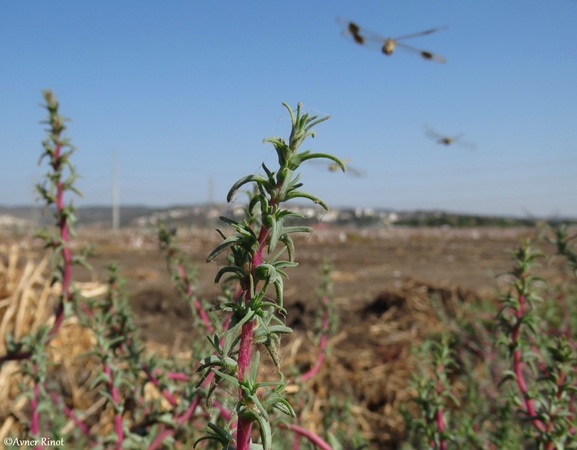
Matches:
[[336, 17, 448, 63]]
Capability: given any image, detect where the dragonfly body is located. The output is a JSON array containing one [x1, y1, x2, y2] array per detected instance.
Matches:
[[383, 38, 396, 55], [438, 136, 459, 146], [337, 17, 447, 63], [328, 158, 366, 177], [309, 158, 366, 177], [424, 125, 476, 150]]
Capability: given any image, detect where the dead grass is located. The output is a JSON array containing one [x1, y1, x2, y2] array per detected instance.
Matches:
[[277, 277, 478, 446], [0, 243, 107, 441], [0, 239, 484, 448]]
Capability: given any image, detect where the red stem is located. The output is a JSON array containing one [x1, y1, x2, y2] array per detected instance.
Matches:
[[293, 433, 300, 450], [197, 315, 233, 388], [278, 423, 333, 450], [212, 399, 232, 421], [31, 381, 40, 436], [48, 142, 74, 338], [147, 394, 201, 450], [151, 368, 189, 382], [236, 320, 255, 450], [236, 226, 270, 450], [31, 137, 75, 447], [434, 362, 446, 450], [214, 401, 332, 450], [543, 370, 572, 449], [299, 297, 329, 382], [103, 363, 123, 449], [142, 365, 178, 407], [177, 264, 214, 333], [48, 391, 94, 438], [569, 391, 576, 434], [0, 350, 32, 363], [512, 294, 545, 432], [558, 292, 572, 338]]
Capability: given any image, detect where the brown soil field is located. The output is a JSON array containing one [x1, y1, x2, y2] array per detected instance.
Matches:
[[68, 226, 556, 346], [1, 225, 571, 448]]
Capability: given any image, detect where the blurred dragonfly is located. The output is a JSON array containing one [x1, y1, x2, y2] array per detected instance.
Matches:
[[424, 125, 477, 150], [336, 17, 448, 63], [309, 158, 367, 177]]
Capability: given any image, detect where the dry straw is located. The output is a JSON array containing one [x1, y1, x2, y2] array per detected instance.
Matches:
[[0, 242, 106, 442]]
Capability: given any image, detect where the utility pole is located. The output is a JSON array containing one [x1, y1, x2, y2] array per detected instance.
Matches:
[[112, 150, 120, 229], [30, 175, 40, 227], [208, 175, 214, 205]]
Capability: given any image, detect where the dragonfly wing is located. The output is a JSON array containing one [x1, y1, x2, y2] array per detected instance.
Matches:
[[395, 42, 446, 63], [394, 26, 448, 41], [335, 17, 388, 50], [335, 16, 361, 42], [424, 125, 444, 140], [308, 157, 366, 177], [455, 139, 477, 151], [347, 166, 367, 177]]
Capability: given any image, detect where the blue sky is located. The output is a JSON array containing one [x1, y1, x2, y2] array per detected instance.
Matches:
[[1, 0, 576, 218]]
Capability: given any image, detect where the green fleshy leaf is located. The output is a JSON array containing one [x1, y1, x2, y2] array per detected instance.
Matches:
[[239, 407, 272, 450], [227, 174, 269, 203], [280, 226, 313, 235], [268, 216, 282, 253], [207, 234, 243, 263], [279, 235, 295, 262], [273, 277, 284, 307], [301, 152, 346, 173], [284, 190, 328, 210], [214, 265, 249, 284], [254, 263, 277, 283]]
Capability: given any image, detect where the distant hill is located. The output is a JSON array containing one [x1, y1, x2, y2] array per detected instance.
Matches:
[[0, 204, 574, 229], [0, 205, 169, 227]]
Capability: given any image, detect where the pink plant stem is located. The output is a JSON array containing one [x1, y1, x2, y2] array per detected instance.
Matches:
[[435, 363, 446, 450], [236, 226, 270, 450], [558, 292, 572, 337], [236, 320, 255, 449], [299, 297, 329, 382], [292, 432, 301, 450], [214, 401, 331, 450], [80, 302, 94, 317], [512, 294, 545, 432], [104, 363, 124, 450], [569, 391, 576, 434], [212, 399, 232, 421], [147, 394, 201, 450], [143, 365, 178, 407], [531, 343, 547, 373], [177, 264, 214, 332], [278, 423, 333, 450], [48, 139, 74, 339], [31, 380, 40, 436], [151, 368, 189, 382], [48, 391, 93, 438], [436, 410, 446, 450], [543, 370, 571, 450], [0, 351, 32, 363], [166, 372, 189, 381], [197, 315, 234, 389]]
